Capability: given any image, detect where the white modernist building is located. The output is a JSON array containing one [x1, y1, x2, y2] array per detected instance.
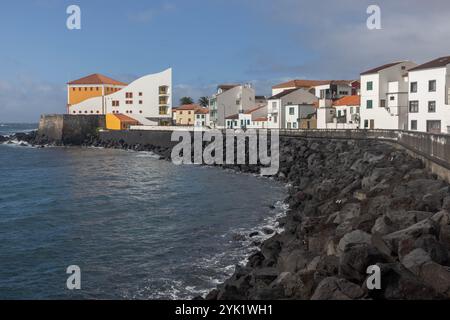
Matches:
[[360, 61, 417, 130], [70, 68, 173, 126], [407, 56, 450, 134]]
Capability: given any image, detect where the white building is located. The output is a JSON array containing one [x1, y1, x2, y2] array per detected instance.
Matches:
[[317, 95, 360, 129], [209, 84, 256, 128], [194, 108, 210, 128], [284, 104, 316, 129], [70, 68, 173, 126], [267, 88, 318, 129], [407, 56, 450, 134], [360, 61, 417, 130], [225, 105, 268, 129], [313, 80, 358, 100]]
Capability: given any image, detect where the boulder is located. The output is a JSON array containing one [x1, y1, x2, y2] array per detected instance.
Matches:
[[311, 277, 365, 300], [338, 230, 371, 255], [333, 203, 361, 224]]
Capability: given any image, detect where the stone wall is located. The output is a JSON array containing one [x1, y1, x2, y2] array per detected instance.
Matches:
[[37, 114, 105, 145]]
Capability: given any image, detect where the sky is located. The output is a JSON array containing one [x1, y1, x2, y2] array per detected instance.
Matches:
[[1, 0, 450, 122]]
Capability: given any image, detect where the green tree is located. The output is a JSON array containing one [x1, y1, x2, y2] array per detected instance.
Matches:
[[198, 96, 209, 108], [179, 96, 194, 105]]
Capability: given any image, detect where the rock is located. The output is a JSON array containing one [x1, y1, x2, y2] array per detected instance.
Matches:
[[383, 218, 439, 254], [261, 238, 282, 264], [401, 248, 432, 275], [420, 262, 450, 297], [333, 203, 361, 224], [277, 249, 308, 273], [443, 196, 450, 211], [311, 277, 365, 300], [414, 235, 448, 264], [353, 190, 367, 201], [249, 231, 260, 238], [377, 263, 441, 300], [338, 230, 371, 255], [262, 227, 275, 235], [232, 233, 246, 241], [339, 243, 388, 282]]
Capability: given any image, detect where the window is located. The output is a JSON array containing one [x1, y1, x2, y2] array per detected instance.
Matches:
[[78, 88, 81, 91], [429, 80, 437, 92], [390, 96, 395, 101], [273, 115, 278, 123], [293, 122, 297, 129], [364, 120, 369, 128], [409, 101, 419, 113], [366, 100, 373, 109], [236, 99, 240, 105], [411, 120, 417, 130], [338, 110, 341, 117], [90, 87, 93, 91], [84, 87, 87, 91], [112, 100, 120, 107], [139, 92, 142, 96], [356, 107, 360, 113], [350, 107, 354, 114], [428, 101, 436, 113], [159, 106, 168, 115], [139, 100, 143, 105], [289, 107, 295, 115], [366, 81, 373, 91], [96, 87, 99, 91], [139, 110, 143, 113], [126, 92, 133, 98], [380, 99, 386, 108], [272, 102, 277, 110], [410, 82, 418, 93], [72, 88, 76, 91], [159, 86, 168, 95], [126, 100, 132, 104]]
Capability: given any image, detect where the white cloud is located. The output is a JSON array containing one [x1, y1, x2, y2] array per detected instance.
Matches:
[[0, 75, 65, 123]]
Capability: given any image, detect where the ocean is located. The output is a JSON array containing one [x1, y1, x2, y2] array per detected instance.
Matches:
[[0, 123, 286, 299]]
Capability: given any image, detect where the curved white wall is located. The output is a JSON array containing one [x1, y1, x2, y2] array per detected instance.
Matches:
[[105, 68, 172, 120]]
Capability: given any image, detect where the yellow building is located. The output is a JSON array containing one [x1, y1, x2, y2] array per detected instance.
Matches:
[[174, 104, 201, 126], [106, 113, 140, 130], [67, 73, 127, 114]]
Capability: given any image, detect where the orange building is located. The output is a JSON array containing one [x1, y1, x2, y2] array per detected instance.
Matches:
[[67, 74, 127, 114], [105, 113, 141, 130]]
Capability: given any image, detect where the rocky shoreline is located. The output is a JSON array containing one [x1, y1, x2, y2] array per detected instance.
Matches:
[[3, 131, 450, 300]]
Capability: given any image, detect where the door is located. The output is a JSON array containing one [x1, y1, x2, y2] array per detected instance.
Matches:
[[427, 120, 441, 134], [369, 119, 375, 129]]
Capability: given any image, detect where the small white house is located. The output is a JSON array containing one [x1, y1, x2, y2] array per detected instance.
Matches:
[[284, 104, 316, 129], [407, 56, 450, 134], [194, 108, 210, 128], [267, 88, 318, 129], [225, 105, 268, 129]]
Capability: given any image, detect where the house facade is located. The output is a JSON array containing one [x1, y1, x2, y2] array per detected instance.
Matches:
[[407, 56, 450, 134], [67, 74, 127, 114], [194, 108, 210, 127], [359, 61, 417, 130], [267, 88, 318, 129], [69, 68, 172, 126], [225, 105, 268, 129], [208, 84, 256, 128], [284, 104, 317, 129], [317, 95, 360, 129]]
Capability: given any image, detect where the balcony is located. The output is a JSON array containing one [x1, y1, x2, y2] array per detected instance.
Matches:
[[159, 86, 169, 95]]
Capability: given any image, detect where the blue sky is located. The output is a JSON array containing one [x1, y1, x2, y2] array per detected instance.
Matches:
[[1, 0, 450, 122]]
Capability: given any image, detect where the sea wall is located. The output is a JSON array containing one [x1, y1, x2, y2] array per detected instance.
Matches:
[[37, 114, 105, 145]]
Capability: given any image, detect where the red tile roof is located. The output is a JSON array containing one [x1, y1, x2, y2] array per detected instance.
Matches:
[[333, 95, 360, 107], [244, 106, 265, 114], [68, 73, 128, 86], [114, 114, 141, 123], [253, 117, 268, 122], [225, 114, 239, 120], [176, 104, 200, 110], [272, 79, 353, 89], [195, 108, 209, 114]]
